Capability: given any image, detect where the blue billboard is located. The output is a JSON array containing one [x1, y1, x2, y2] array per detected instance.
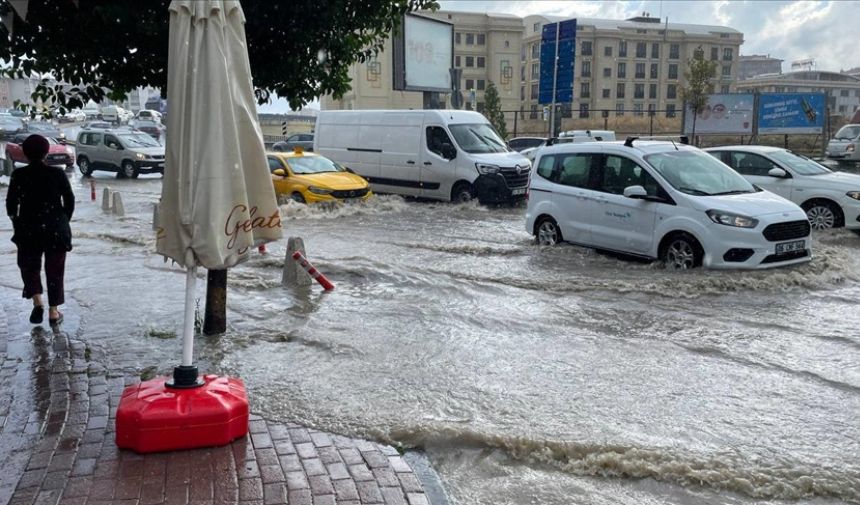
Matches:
[[758, 93, 825, 134], [538, 19, 576, 105]]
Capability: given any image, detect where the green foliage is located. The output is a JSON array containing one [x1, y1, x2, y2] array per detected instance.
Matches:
[[483, 80, 507, 139], [680, 46, 718, 141], [0, 0, 438, 116]]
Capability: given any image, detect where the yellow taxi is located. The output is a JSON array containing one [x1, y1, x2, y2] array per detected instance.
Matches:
[[267, 149, 372, 204]]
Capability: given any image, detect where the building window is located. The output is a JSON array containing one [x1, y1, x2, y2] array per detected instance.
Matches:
[[582, 61, 592, 78], [722, 65, 731, 76], [616, 102, 625, 116], [648, 103, 656, 116], [721, 85, 730, 93], [723, 48, 733, 61], [520, 86, 525, 101], [581, 82, 591, 98], [531, 63, 539, 79], [466, 33, 475, 45], [561, 103, 573, 118], [532, 43, 540, 59], [775, 86, 785, 92], [466, 56, 474, 67], [530, 104, 538, 119], [505, 40, 510, 48], [636, 42, 646, 58], [531, 84, 538, 100], [840, 89, 850, 97], [466, 79, 474, 90], [604, 45, 613, 57], [668, 64, 678, 79], [603, 67, 612, 78], [720, 33, 730, 38], [582, 40, 593, 56], [635, 63, 645, 79], [602, 88, 611, 98], [666, 104, 676, 117], [634, 83, 644, 99], [855, 90, 860, 97], [519, 105, 524, 120], [711, 47, 718, 61], [477, 34, 485, 45], [649, 84, 657, 99], [618, 62, 626, 78], [637, 29, 647, 34], [579, 103, 590, 118], [455, 33, 461, 45], [477, 57, 485, 68], [477, 79, 485, 91], [619, 41, 627, 57], [651, 43, 659, 59], [521, 65, 525, 81], [839, 105, 847, 114], [634, 103, 644, 116], [667, 84, 677, 99], [455, 56, 461, 67], [650, 63, 658, 79], [533, 22, 540, 33], [616, 83, 625, 98], [521, 45, 526, 62], [669, 43, 679, 59]]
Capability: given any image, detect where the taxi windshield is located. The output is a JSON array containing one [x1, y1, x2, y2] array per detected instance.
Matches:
[[287, 156, 344, 174]]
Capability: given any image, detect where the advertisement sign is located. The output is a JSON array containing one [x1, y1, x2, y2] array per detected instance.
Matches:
[[538, 19, 576, 105], [683, 93, 754, 134], [393, 14, 453, 93], [758, 93, 825, 134]]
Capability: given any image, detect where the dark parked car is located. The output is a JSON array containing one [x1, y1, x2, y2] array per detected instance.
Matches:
[[25, 121, 65, 141], [0, 116, 25, 140], [273, 133, 314, 152], [506, 136, 547, 152]]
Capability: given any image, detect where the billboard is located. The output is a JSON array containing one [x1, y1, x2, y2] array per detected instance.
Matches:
[[538, 19, 576, 104], [392, 15, 453, 93], [683, 94, 754, 134], [758, 93, 825, 134]]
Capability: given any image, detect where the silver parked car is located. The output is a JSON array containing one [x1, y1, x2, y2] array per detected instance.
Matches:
[[75, 129, 165, 178], [273, 133, 314, 152], [826, 124, 860, 166]]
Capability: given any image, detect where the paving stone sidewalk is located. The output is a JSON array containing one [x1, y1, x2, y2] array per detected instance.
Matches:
[[0, 289, 432, 505]]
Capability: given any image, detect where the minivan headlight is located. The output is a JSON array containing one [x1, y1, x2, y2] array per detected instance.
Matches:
[[847, 191, 860, 200], [476, 163, 500, 174], [706, 210, 759, 228], [135, 152, 148, 160], [308, 186, 332, 195], [848, 144, 856, 152]]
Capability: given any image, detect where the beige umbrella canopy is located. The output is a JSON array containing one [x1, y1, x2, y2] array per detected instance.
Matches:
[[157, 0, 282, 385]]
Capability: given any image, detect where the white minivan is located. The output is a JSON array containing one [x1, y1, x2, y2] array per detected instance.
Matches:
[[314, 110, 531, 203], [526, 140, 813, 269]]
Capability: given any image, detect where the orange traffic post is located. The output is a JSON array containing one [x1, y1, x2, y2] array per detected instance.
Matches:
[[291, 251, 334, 291]]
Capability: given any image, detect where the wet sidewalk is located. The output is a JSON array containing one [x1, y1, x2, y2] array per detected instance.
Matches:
[[0, 287, 434, 505]]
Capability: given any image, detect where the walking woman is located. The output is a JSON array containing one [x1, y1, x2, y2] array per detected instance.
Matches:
[[5, 134, 75, 325]]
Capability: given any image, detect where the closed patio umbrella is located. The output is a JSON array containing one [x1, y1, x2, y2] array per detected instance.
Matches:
[[117, 0, 282, 454]]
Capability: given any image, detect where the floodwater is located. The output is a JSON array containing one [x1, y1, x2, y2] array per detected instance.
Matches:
[[1, 170, 859, 505]]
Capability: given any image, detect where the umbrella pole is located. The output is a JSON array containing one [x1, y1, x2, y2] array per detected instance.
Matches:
[[167, 266, 204, 388]]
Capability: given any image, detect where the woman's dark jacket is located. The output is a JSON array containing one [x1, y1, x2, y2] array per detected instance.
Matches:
[[5, 162, 75, 251]]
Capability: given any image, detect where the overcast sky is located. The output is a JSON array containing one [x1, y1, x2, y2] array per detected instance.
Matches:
[[437, 0, 859, 73]]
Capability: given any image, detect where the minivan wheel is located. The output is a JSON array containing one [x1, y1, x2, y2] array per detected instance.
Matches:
[[120, 160, 138, 179], [77, 156, 93, 177], [451, 182, 473, 203], [535, 217, 562, 246], [661, 233, 703, 269], [803, 200, 840, 230]]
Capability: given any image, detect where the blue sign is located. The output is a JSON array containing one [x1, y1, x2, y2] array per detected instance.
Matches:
[[538, 19, 576, 105], [758, 93, 825, 134]]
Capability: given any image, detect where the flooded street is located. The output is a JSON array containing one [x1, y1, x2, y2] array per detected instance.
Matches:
[[2, 172, 859, 504]]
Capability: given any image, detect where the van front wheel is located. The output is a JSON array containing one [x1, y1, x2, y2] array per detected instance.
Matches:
[[660, 233, 703, 269], [451, 182, 473, 203]]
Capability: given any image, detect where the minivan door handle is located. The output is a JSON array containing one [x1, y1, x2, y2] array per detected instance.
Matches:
[[407, 160, 416, 165], [424, 162, 432, 166]]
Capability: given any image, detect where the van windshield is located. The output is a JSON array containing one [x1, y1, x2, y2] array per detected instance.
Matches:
[[118, 133, 160, 147], [834, 125, 860, 140], [645, 150, 757, 196], [449, 123, 509, 154]]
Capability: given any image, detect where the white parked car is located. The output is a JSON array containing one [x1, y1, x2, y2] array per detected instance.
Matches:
[[526, 140, 813, 269], [706, 146, 860, 231], [825, 124, 860, 166]]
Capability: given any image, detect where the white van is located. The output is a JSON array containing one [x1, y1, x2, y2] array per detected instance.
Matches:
[[314, 110, 531, 203], [559, 129, 616, 142]]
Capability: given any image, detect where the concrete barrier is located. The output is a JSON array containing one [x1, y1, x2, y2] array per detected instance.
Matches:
[[152, 202, 159, 231], [282, 237, 312, 287], [112, 192, 125, 216], [102, 188, 112, 211]]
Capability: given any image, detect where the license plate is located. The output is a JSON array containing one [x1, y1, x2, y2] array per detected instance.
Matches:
[[511, 187, 527, 196], [775, 240, 805, 255]]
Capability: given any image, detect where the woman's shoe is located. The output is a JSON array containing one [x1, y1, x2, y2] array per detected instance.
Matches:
[[29, 305, 44, 324], [49, 312, 63, 326]]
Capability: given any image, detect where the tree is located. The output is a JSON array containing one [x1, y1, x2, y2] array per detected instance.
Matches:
[[483, 80, 507, 139], [680, 46, 718, 144], [0, 0, 438, 114]]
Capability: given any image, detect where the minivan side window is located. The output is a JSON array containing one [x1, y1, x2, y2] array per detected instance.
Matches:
[[600, 155, 662, 196], [536, 155, 555, 179], [426, 126, 453, 157], [104, 134, 121, 149], [728, 152, 777, 176], [555, 153, 595, 188]]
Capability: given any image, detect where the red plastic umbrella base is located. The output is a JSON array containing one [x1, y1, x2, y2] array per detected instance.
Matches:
[[116, 375, 249, 453]]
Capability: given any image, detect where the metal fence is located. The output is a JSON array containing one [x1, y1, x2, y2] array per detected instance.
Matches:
[[499, 108, 684, 139]]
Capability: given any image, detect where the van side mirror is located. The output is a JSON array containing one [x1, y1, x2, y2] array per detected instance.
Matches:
[[441, 142, 457, 160], [623, 185, 648, 199], [272, 168, 286, 177], [768, 167, 788, 178]]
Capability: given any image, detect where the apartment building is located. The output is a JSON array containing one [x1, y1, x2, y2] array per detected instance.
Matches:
[[321, 11, 523, 112], [519, 14, 743, 121], [736, 70, 860, 117], [739, 54, 783, 80]]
